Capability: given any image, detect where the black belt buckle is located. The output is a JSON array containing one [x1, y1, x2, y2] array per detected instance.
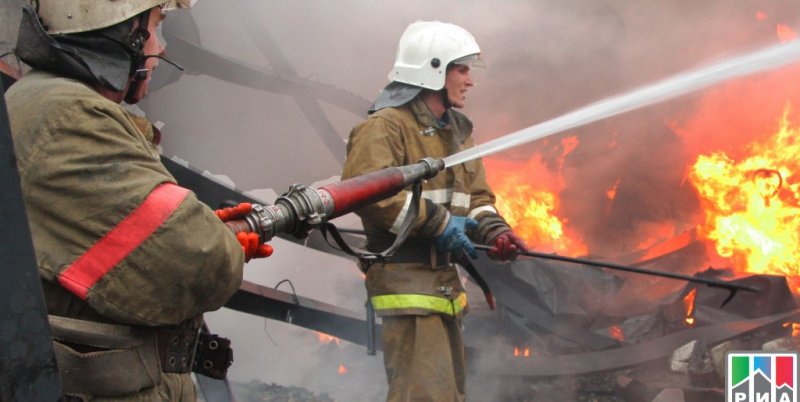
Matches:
[[192, 332, 233, 379]]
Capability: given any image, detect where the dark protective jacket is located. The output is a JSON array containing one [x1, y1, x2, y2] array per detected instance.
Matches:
[[341, 96, 503, 317], [6, 70, 244, 400]]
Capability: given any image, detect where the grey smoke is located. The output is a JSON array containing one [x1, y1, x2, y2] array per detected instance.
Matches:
[[3, 0, 800, 400]]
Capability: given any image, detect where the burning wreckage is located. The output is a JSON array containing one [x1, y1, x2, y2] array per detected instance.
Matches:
[[4, 2, 800, 402]]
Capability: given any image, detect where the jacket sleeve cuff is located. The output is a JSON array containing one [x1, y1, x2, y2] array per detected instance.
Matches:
[[476, 213, 512, 245], [419, 200, 449, 238]]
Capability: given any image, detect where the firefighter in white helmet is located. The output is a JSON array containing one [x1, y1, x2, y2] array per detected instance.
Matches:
[[6, 1, 272, 400], [342, 20, 529, 401]]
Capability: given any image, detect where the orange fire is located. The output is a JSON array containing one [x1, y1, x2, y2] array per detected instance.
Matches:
[[609, 325, 625, 342], [338, 363, 348, 375], [513, 347, 532, 358], [485, 137, 588, 256], [683, 288, 697, 326], [317, 332, 340, 346], [688, 107, 800, 285], [783, 322, 800, 337], [606, 179, 621, 201], [777, 24, 798, 42]]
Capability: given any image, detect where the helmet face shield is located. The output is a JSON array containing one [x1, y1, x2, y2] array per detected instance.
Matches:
[[451, 54, 485, 69]]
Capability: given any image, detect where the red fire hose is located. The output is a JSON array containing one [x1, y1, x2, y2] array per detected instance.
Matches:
[[224, 158, 443, 242]]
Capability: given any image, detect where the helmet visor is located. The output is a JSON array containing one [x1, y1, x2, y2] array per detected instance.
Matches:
[[452, 54, 485, 69]]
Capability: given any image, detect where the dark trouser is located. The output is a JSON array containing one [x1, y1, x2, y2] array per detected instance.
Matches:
[[382, 314, 466, 402]]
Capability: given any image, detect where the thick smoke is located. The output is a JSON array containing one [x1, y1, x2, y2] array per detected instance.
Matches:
[[3, 0, 800, 400]]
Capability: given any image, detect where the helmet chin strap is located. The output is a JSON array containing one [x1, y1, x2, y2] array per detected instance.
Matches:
[[124, 54, 184, 103], [122, 10, 151, 103], [122, 7, 184, 104]]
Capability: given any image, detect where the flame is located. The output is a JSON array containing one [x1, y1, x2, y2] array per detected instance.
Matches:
[[317, 332, 340, 346], [782, 322, 800, 337], [608, 132, 618, 149], [561, 136, 579, 157], [683, 288, 697, 326], [606, 179, 621, 201], [609, 325, 625, 342], [485, 143, 588, 256], [512, 346, 532, 358], [634, 221, 677, 251], [688, 107, 800, 284], [338, 363, 348, 375], [755, 11, 767, 21], [777, 24, 798, 42]]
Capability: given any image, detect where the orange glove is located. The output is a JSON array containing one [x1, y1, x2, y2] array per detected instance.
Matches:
[[215, 202, 253, 221], [215, 203, 274, 262], [488, 231, 529, 261], [235, 232, 274, 262]]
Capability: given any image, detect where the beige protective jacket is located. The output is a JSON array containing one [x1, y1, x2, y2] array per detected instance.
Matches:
[[7, 70, 244, 400], [342, 96, 501, 317]]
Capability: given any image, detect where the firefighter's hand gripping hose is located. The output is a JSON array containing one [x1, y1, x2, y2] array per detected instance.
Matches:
[[220, 158, 445, 262], [215, 203, 273, 261], [487, 231, 529, 261]]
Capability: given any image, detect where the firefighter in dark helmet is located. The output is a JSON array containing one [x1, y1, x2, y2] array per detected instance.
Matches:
[[6, 1, 272, 400], [342, 20, 530, 402]]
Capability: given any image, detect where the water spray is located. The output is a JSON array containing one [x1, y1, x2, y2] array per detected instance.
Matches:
[[444, 40, 800, 167]]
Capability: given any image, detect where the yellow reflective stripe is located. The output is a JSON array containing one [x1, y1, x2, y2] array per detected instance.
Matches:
[[371, 292, 467, 316]]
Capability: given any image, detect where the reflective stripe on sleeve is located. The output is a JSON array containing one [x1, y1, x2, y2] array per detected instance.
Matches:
[[58, 183, 190, 300], [421, 188, 470, 209], [422, 188, 452, 204], [451, 192, 471, 209], [468, 205, 498, 219], [371, 292, 468, 316]]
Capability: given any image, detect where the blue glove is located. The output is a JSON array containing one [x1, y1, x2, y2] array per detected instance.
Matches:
[[435, 215, 479, 259]]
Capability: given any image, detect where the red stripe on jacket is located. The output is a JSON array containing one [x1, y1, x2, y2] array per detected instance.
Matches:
[[59, 183, 190, 300]]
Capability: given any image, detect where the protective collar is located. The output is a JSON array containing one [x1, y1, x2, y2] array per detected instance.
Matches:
[[15, 4, 136, 92], [368, 81, 423, 114]]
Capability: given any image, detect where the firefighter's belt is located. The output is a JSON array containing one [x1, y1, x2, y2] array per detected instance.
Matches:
[[48, 315, 162, 397], [373, 241, 497, 310], [47, 316, 232, 397], [156, 327, 200, 374], [382, 241, 451, 269], [192, 332, 233, 380]]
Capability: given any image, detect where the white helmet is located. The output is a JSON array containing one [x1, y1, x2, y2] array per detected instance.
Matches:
[[388, 20, 482, 90], [32, 0, 193, 35]]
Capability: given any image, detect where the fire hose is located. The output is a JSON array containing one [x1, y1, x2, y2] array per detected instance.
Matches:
[[222, 157, 442, 253]]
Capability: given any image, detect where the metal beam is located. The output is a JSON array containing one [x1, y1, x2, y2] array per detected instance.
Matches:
[[226, 280, 380, 350]]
